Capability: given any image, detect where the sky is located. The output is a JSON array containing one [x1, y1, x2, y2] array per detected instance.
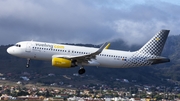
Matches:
[[0, 0, 180, 45]]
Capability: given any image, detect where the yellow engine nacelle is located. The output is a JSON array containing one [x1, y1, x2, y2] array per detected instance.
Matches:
[[52, 58, 74, 68]]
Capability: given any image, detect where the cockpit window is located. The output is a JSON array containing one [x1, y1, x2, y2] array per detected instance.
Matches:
[[15, 44, 21, 47]]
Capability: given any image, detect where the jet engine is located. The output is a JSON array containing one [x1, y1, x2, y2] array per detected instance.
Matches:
[[52, 58, 77, 68]]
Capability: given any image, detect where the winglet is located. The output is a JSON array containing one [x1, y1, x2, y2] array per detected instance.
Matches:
[[92, 42, 109, 55], [105, 43, 110, 49]]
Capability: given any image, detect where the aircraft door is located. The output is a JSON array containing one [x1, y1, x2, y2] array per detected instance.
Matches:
[[26, 42, 31, 52]]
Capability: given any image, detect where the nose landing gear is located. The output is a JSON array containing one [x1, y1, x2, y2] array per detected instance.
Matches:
[[26, 58, 30, 68]]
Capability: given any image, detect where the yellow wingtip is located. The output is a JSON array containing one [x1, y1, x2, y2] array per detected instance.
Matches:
[[105, 43, 110, 49]]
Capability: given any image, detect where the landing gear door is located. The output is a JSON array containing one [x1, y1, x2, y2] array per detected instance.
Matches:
[[26, 42, 31, 52]]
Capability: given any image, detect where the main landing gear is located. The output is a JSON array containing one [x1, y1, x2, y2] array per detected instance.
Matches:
[[26, 58, 30, 68], [78, 67, 85, 75]]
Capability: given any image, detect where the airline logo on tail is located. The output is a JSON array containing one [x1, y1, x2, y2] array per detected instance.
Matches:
[[123, 30, 170, 68], [138, 30, 169, 56]]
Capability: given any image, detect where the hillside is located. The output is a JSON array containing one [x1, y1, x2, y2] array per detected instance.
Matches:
[[1, 35, 180, 87]]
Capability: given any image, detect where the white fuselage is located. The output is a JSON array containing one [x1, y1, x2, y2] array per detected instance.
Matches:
[[7, 41, 153, 68], [6, 30, 171, 72]]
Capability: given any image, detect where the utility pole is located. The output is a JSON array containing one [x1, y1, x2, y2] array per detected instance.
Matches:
[[130, 87, 131, 98]]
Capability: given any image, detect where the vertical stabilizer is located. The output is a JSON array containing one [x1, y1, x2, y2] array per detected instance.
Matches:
[[138, 30, 170, 56]]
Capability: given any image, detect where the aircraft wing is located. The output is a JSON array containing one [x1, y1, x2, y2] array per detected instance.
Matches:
[[52, 42, 109, 63]]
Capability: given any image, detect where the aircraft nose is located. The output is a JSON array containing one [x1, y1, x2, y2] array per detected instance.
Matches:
[[7, 47, 13, 54]]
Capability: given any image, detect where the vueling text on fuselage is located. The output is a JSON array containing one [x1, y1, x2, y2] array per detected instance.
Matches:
[[35, 43, 64, 49]]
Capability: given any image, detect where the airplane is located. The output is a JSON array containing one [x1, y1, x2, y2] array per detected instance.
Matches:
[[7, 30, 170, 74]]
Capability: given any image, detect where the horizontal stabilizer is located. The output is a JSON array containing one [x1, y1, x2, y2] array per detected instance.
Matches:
[[148, 57, 170, 65]]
